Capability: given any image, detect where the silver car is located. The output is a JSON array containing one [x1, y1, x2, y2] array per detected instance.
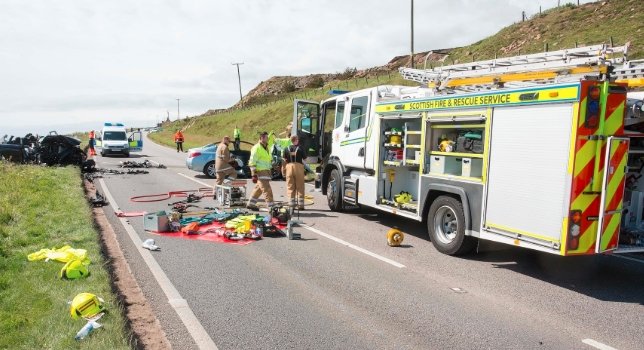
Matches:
[[185, 143, 252, 179]]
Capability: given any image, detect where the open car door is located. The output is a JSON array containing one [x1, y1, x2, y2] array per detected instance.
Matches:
[[293, 100, 321, 159], [128, 130, 143, 152]]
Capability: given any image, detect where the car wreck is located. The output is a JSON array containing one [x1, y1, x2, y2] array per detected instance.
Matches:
[[1, 132, 86, 166]]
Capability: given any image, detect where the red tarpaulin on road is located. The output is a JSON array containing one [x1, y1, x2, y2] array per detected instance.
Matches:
[[148, 221, 286, 245]]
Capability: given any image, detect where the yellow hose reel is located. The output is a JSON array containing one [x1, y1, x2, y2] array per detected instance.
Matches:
[[387, 228, 404, 247]]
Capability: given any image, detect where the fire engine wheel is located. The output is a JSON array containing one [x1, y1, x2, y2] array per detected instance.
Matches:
[[204, 161, 216, 179], [427, 196, 476, 256], [327, 169, 344, 212]]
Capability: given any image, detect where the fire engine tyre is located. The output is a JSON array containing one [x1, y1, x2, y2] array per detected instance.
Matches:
[[204, 161, 216, 179], [327, 169, 344, 212], [427, 196, 476, 255]]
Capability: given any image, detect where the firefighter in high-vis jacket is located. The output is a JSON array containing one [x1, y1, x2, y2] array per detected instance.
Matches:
[[233, 126, 241, 151], [282, 134, 306, 210], [246, 132, 274, 210], [215, 136, 237, 186]]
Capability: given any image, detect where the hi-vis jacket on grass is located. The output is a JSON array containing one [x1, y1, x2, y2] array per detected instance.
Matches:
[[290, 43, 644, 257]]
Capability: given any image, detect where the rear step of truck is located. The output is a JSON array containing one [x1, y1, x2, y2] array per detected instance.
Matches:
[[343, 178, 358, 205]]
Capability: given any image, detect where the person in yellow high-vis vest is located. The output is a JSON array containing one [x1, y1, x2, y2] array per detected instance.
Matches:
[[246, 132, 274, 211], [233, 126, 241, 151], [282, 135, 306, 210]]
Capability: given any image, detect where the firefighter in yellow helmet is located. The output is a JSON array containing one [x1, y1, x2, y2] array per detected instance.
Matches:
[[246, 132, 274, 210]]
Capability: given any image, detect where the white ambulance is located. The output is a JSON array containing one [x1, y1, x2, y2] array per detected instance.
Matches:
[[95, 123, 143, 157]]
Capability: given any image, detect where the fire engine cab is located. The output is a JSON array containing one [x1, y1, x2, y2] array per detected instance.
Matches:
[[293, 43, 644, 256]]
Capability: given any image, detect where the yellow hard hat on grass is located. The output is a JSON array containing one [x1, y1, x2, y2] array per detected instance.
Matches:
[[70, 293, 105, 320]]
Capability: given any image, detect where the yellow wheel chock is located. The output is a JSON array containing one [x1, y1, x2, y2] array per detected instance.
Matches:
[[387, 228, 404, 247]]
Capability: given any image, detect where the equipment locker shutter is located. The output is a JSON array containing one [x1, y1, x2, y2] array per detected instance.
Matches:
[[484, 104, 573, 243]]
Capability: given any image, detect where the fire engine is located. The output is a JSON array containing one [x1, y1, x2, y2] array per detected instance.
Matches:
[[292, 43, 644, 256]]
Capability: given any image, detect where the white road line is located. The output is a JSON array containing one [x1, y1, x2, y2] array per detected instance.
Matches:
[[98, 178, 218, 350], [177, 172, 213, 187], [178, 171, 404, 269], [300, 224, 406, 268], [582, 338, 618, 350], [611, 254, 644, 265]]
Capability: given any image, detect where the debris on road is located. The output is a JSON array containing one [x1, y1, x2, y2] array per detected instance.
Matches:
[[142, 239, 161, 251], [90, 191, 109, 207], [119, 160, 166, 169]]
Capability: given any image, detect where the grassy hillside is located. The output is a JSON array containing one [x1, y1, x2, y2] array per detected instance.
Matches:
[[150, 0, 643, 148], [447, 0, 643, 64], [149, 72, 413, 149]]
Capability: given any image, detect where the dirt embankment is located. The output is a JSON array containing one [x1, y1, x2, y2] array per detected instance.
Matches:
[[224, 48, 453, 110]]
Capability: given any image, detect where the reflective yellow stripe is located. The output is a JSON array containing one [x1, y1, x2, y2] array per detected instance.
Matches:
[[603, 102, 624, 136], [486, 222, 560, 243], [571, 183, 596, 212], [601, 212, 621, 250], [573, 141, 595, 178], [576, 223, 597, 252], [602, 144, 625, 209]]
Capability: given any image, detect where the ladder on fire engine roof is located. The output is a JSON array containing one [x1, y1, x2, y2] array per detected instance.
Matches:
[[399, 43, 642, 92], [614, 59, 644, 89]]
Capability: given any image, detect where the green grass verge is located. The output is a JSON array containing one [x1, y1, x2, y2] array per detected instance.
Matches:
[[0, 162, 130, 349]]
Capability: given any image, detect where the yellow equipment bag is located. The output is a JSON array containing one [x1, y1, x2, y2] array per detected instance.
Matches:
[[394, 191, 412, 204], [60, 259, 90, 280]]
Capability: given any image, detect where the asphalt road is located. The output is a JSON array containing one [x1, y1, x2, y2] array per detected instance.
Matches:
[[94, 135, 644, 350]]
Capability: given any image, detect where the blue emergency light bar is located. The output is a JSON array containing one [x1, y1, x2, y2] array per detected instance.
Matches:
[[328, 89, 351, 95], [104, 122, 124, 127]]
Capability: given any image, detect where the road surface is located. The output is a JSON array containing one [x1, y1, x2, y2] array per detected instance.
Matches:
[[94, 135, 644, 350]]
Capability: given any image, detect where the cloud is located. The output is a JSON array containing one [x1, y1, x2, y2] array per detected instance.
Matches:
[[0, 0, 598, 136]]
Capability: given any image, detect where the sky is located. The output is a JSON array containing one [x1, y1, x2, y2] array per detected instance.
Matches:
[[0, 0, 595, 136]]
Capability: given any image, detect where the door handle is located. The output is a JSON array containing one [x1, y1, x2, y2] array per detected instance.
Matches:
[[358, 147, 364, 157]]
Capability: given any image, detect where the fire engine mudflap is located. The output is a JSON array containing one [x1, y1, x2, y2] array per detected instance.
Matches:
[[294, 43, 644, 256]]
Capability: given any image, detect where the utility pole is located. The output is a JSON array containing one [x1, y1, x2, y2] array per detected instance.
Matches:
[[176, 99, 180, 120], [410, 0, 414, 68], [232, 62, 244, 108]]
